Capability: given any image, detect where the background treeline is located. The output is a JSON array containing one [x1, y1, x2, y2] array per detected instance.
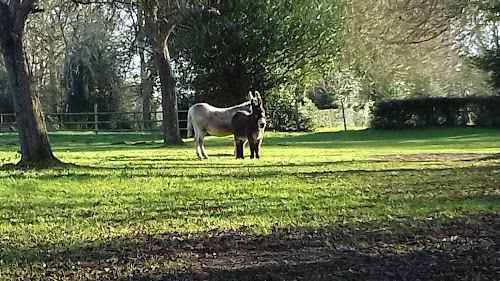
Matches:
[[1, 0, 500, 131]]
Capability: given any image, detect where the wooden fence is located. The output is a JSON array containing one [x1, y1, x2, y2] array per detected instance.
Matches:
[[0, 108, 189, 133]]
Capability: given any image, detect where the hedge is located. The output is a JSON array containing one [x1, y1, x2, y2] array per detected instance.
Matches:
[[371, 96, 500, 129]]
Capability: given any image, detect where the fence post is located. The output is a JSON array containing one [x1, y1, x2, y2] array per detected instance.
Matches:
[[0, 114, 3, 133], [340, 98, 347, 131], [94, 103, 99, 134]]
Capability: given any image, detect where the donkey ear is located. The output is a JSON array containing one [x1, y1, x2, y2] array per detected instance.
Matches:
[[247, 91, 254, 100]]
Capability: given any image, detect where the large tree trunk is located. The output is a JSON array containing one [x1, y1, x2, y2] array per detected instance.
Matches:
[[145, 11, 183, 145], [1, 29, 60, 167], [152, 43, 183, 144]]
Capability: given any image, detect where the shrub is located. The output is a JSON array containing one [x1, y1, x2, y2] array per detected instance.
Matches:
[[371, 96, 500, 129], [0, 69, 13, 114], [265, 85, 318, 131]]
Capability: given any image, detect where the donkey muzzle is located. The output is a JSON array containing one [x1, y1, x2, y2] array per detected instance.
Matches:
[[258, 117, 266, 129]]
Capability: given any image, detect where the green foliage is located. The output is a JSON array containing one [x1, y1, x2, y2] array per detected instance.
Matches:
[[462, 1, 500, 92], [479, 0, 500, 21], [371, 96, 500, 129], [62, 35, 122, 114], [306, 85, 338, 109], [324, 0, 492, 105], [470, 49, 500, 90], [0, 59, 13, 114], [173, 0, 342, 106], [307, 68, 365, 109], [266, 84, 319, 131]]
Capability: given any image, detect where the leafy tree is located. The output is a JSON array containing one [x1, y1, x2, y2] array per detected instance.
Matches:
[[472, 49, 500, 91], [63, 34, 122, 115], [0, 57, 13, 114], [22, 0, 73, 114], [0, 0, 61, 167], [465, 2, 500, 92], [140, 0, 219, 144], [333, 0, 491, 101], [173, 0, 342, 106]]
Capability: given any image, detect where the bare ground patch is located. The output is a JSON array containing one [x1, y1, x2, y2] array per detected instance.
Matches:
[[376, 152, 500, 161], [5, 213, 500, 281]]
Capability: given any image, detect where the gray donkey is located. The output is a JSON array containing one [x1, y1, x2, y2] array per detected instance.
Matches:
[[187, 92, 263, 158]]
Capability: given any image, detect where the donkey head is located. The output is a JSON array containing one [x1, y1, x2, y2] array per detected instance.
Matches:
[[248, 91, 266, 129]]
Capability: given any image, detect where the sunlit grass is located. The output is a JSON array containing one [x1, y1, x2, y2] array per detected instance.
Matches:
[[0, 127, 500, 273]]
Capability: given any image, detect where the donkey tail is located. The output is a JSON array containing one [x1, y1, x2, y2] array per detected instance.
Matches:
[[186, 108, 193, 138]]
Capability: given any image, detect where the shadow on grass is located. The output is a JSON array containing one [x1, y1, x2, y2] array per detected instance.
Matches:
[[1, 212, 499, 280], [1, 159, 498, 181], [3, 127, 500, 152]]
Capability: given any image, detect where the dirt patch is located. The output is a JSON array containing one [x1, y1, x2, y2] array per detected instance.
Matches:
[[376, 152, 500, 161], [164, 213, 500, 281], [8, 213, 500, 281]]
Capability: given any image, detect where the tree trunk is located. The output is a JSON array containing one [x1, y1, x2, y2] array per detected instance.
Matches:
[[138, 8, 153, 129], [144, 11, 183, 145], [152, 44, 183, 144], [139, 48, 154, 130], [341, 98, 347, 131], [1, 29, 60, 167], [141, 69, 153, 129]]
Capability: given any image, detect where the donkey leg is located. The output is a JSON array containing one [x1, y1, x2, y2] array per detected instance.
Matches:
[[235, 139, 244, 159], [193, 128, 206, 158], [255, 138, 262, 159], [195, 136, 203, 158], [249, 140, 256, 159], [199, 133, 209, 159]]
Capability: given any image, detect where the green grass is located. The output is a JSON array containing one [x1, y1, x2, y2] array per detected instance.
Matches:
[[1, 127, 500, 278]]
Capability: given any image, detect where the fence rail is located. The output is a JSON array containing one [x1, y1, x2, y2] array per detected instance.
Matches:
[[0, 109, 189, 133]]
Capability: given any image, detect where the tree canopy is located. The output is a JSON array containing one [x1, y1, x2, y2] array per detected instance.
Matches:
[[0, 0, 499, 145], [173, 0, 342, 106]]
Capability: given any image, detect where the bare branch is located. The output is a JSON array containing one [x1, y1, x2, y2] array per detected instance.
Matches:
[[72, 0, 137, 7], [396, 26, 449, 44]]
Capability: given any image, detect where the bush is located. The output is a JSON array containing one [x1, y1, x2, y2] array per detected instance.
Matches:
[[0, 69, 13, 114], [265, 85, 318, 131], [371, 96, 500, 129]]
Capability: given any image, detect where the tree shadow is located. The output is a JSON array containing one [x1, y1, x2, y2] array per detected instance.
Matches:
[[2, 212, 499, 280], [1, 159, 498, 181], [3, 127, 498, 153], [265, 128, 500, 149]]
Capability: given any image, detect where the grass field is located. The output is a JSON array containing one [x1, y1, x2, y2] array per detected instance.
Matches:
[[1, 127, 500, 280]]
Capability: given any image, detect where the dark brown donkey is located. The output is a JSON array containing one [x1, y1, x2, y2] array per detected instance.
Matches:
[[231, 91, 266, 159]]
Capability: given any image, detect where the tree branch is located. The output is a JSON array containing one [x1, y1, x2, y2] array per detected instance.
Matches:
[[385, 25, 449, 45], [72, 0, 138, 7], [12, 0, 36, 35]]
